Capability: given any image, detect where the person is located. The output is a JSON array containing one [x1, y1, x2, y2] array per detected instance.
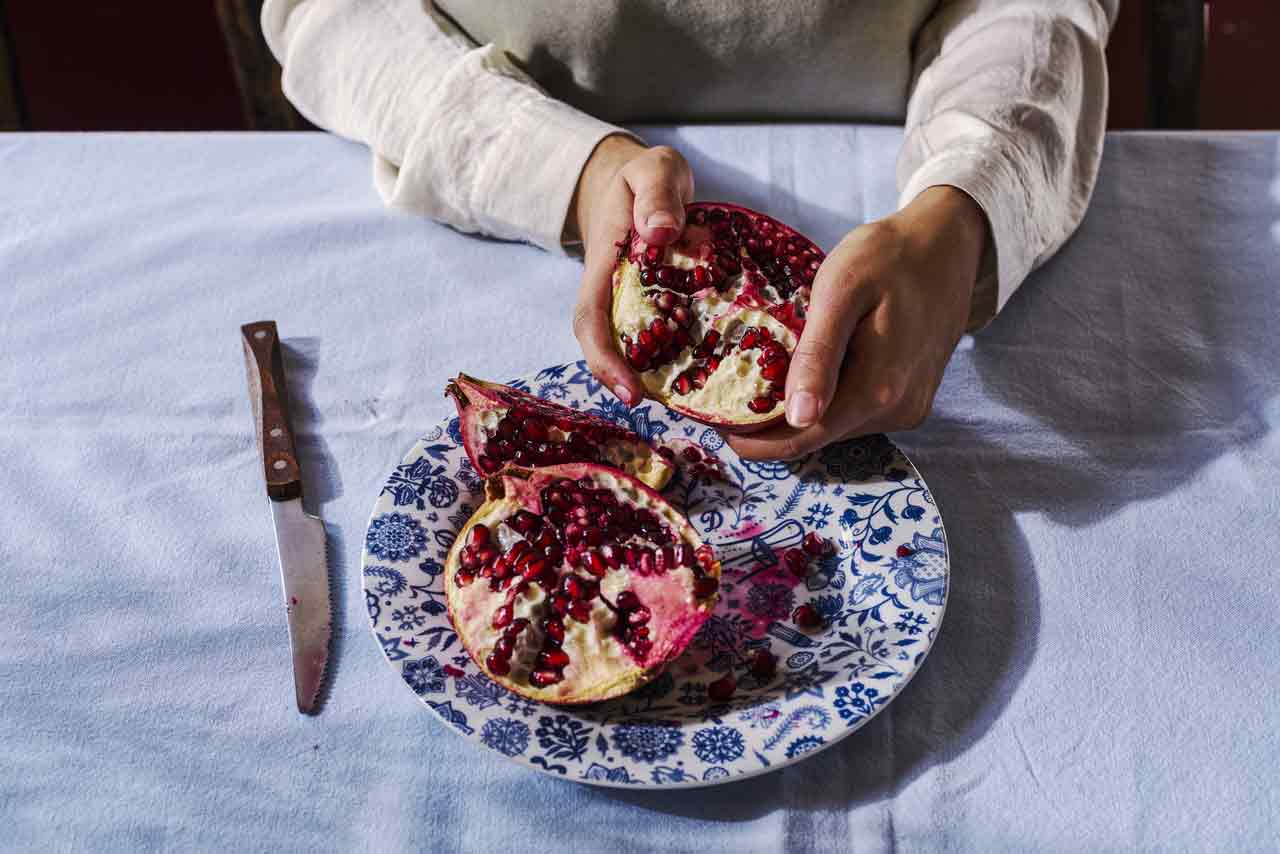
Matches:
[[262, 0, 1116, 460]]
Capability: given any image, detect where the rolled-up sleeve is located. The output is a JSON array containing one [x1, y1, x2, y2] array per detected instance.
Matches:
[[262, 0, 635, 253], [898, 0, 1118, 328]]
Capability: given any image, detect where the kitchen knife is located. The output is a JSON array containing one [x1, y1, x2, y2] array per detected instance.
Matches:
[[241, 320, 332, 714]]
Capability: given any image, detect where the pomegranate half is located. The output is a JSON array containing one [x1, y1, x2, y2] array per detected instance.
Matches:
[[445, 463, 721, 704], [610, 202, 825, 429], [446, 373, 674, 489]]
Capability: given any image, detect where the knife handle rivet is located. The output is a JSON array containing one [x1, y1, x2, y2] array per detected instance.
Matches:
[[254, 330, 267, 340], [273, 459, 288, 471], [270, 427, 283, 438]]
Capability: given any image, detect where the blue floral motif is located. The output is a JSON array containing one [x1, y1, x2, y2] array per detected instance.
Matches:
[[784, 662, 837, 701], [702, 766, 730, 781], [785, 652, 815, 670], [427, 477, 458, 508], [363, 565, 406, 597], [802, 502, 834, 527], [693, 614, 752, 659], [851, 573, 884, 606], [699, 428, 725, 452], [535, 714, 592, 762], [652, 766, 695, 784], [747, 582, 796, 619], [446, 417, 463, 445], [539, 382, 569, 400], [785, 735, 825, 758], [427, 700, 472, 735], [480, 718, 531, 756], [834, 682, 884, 724], [612, 720, 683, 764], [455, 674, 505, 710], [692, 726, 746, 764], [503, 693, 537, 717], [739, 459, 803, 481], [820, 434, 897, 482], [893, 611, 929, 635], [366, 513, 428, 562], [583, 763, 633, 784], [402, 655, 447, 695], [813, 594, 845, 621], [391, 605, 426, 631], [417, 557, 444, 579], [891, 528, 948, 605]]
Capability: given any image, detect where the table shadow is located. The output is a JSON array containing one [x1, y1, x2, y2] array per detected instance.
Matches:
[[282, 338, 346, 714]]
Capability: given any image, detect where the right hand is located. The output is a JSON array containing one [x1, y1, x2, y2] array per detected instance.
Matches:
[[570, 137, 693, 406]]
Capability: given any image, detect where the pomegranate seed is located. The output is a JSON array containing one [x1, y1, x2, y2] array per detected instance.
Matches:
[[455, 571, 474, 588], [803, 532, 829, 556], [659, 546, 676, 572], [645, 245, 662, 263], [496, 417, 518, 440], [583, 527, 605, 546], [897, 545, 915, 558], [758, 326, 773, 341], [529, 669, 561, 687], [680, 447, 701, 463], [654, 291, 677, 314], [564, 522, 583, 545], [639, 550, 657, 575], [771, 387, 786, 401], [673, 374, 693, 396], [584, 550, 608, 577], [627, 607, 651, 626], [674, 544, 692, 566], [616, 591, 640, 611], [494, 636, 514, 658], [650, 317, 672, 344], [695, 545, 716, 568], [491, 605, 513, 629], [560, 575, 585, 599], [543, 618, 565, 644], [671, 305, 692, 327], [468, 524, 491, 548], [550, 592, 571, 616], [693, 576, 719, 598], [749, 650, 777, 679], [782, 548, 809, 578], [505, 618, 530, 637], [537, 648, 571, 670], [740, 328, 760, 350], [521, 419, 549, 443], [510, 510, 541, 535], [631, 639, 653, 657], [761, 360, 788, 382], [656, 266, 673, 286], [692, 265, 711, 288], [486, 653, 510, 675], [691, 208, 707, 225], [637, 329, 656, 351], [707, 674, 736, 702], [748, 396, 775, 414], [460, 547, 479, 571], [600, 545, 622, 569], [792, 604, 823, 628], [568, 599, 593, 623]]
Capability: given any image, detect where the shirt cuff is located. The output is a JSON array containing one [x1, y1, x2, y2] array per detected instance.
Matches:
[[898, 144, 1033, 331], [384, 45, 638, 255]]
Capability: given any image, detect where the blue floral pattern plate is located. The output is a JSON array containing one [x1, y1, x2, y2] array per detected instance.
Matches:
[[361, 362, 948, 788]]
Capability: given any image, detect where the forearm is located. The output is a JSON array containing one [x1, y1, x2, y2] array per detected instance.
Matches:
[[898, 0, 1117, 326]]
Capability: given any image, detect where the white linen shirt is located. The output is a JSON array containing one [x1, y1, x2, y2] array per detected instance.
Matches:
[[262, 0, 1117, 325]]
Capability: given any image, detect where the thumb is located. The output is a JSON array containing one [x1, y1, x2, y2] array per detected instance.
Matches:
[[626, 147, 693, 245], [784, 264, 876, 428]]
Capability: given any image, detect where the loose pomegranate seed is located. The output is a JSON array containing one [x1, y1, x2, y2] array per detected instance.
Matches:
[[782, 548, 809, 578], [748, 396, 775, 414], [568, 599, 593, 623], [537, 649, 570, 670], [792, 604, 823, 628], [897, 545, 915, 558], [749, 649, 777, 679], [803, 532, 829, 556], [529, 669, 561, 688], [693, 576, 719, 598], [486, 653, 511, 675], [491, 605, 513, 629], [615, 590, 640, 611], [707, 674, 736, 702]]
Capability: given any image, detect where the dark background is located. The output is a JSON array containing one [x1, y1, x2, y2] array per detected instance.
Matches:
[[1, 1, 1276, 132]]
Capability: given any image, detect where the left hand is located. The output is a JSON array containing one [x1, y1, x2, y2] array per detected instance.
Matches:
[[727, 186, 987, 461]]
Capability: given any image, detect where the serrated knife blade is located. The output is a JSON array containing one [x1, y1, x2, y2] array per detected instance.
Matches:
[[242, 320, 332, 714]]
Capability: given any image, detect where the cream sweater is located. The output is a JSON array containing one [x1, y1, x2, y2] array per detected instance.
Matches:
[[262, 0, 1117, 323]]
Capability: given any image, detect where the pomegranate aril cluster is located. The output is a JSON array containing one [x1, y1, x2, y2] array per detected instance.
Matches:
[[474, 398, 636, 475], [460, 476, 717, 690]]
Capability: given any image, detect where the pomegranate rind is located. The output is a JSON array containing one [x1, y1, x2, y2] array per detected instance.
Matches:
[[608, 202, 823, 430], [446, 373, 675, 489], [444, 463, 720, 705]]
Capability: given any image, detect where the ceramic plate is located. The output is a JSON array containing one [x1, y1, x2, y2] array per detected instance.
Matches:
[[361, 362, 948, 788]]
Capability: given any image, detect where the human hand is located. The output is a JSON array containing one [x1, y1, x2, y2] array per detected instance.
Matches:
[[570, 136, 693, 406], [727, 186, 988, 460]]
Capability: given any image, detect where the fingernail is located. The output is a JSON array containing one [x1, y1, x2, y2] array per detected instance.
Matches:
[[645, 211, 678, 230], [786, 391, 819, 428], [613, 384, 636, 406]]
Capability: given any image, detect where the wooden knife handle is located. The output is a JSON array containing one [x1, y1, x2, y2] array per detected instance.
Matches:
[[241, 320, 302, 501]]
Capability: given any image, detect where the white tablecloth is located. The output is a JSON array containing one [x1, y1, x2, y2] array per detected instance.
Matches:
[[2, 127, 1278, 852]]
